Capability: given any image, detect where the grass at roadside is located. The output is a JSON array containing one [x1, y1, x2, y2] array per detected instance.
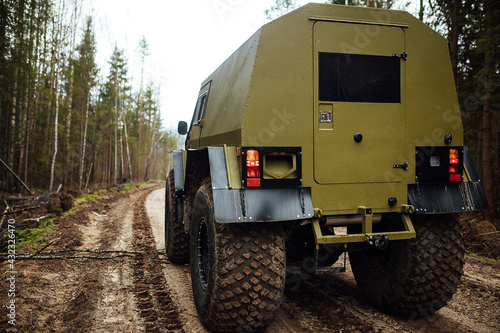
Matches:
[[7, 182, 159, 252], [468, 252, 500, 264]]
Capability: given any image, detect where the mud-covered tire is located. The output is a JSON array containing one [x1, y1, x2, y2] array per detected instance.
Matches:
[[165, 170, 189, 263], [287, 225, 343, 273], [190, 180, 286, 332], [349, 214, 465, 317]]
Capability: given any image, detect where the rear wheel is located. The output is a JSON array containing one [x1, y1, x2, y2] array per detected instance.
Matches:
[[286, 225, 343, 273], [190, 180, 286, 332], [164, 170, 189, 263], [349, 214, 465, 317]]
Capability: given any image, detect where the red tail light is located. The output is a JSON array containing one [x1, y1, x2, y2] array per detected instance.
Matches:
[[449, 149, 461, 182], [246, 149, 261, 187]]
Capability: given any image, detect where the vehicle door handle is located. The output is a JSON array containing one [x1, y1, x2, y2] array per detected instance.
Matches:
[[393, 162, 408, 170]]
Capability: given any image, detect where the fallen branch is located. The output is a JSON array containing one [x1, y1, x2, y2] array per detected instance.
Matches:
[[23, 215, 49, 223], [28, 235, 61, 258], [0, 200, 11, 230], [15, 254, 138, 260], [476, 231, 500, 237], [0, 205, 40, 216], [46, 248, 143, 255], [0, 158, 33, 195], [0, 249, 144, 260]]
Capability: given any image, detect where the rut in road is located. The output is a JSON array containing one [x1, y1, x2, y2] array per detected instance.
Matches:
[[132, 190, 185, 332]]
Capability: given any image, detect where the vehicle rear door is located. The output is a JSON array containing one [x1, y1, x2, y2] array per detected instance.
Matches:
[[313, 20, 407, 184]]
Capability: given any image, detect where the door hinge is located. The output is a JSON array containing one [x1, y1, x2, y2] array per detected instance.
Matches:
[[393, 52, 407, 60]]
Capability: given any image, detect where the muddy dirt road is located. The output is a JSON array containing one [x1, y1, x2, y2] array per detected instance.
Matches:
[[1, 185, 499, 332]]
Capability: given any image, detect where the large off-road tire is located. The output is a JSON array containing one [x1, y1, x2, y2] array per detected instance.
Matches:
[[164, 170, 189, 263], [349, 214, 465, 317], [286, 225, 343, 273], [190, 180, 286, 332]]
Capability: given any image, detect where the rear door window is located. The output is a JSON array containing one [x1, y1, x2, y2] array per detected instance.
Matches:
[[318, 52, 401, 103]]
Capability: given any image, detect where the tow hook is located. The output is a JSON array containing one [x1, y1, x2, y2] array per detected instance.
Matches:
[[365, 235, 389, 250]]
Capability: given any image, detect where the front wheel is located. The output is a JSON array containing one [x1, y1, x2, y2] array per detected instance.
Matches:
[[190, 180, 286, 332], [349, 214, 465, 317]]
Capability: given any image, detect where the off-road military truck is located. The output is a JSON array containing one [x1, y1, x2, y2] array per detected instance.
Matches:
[[165, 3, 488, 332]]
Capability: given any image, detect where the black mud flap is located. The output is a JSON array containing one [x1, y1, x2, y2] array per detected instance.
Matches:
[[172, 150, 185, 194], [408, 147, 488, 213]]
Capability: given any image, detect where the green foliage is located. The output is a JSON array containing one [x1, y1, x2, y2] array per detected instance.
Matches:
[[15, 218, 55, 249], [265, 0, 299, 20], [469, 252, 500, 263], [75, 192, 102, 204], [123, 183, 137, 191]]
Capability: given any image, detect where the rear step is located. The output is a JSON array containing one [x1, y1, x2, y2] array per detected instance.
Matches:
[[311, 206, 416, 246]]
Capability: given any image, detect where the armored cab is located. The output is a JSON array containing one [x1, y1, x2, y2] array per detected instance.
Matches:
[[166, 3, 488, 332]]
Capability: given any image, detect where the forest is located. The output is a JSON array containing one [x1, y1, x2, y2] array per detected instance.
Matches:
[[1, 0, 499, 219], [0, 0, 177, 194]]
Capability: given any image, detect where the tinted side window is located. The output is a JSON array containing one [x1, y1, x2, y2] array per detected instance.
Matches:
[[197, 94, 207, 122], [319, 52, 401, 103]]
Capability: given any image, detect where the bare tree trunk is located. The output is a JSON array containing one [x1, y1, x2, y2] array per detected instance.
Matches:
[[49, 63, 60, 192], [143, 132, 154, 181], [419, 0, 424, 21], [65, 63, 74, 186], [481, 9, 495, 218], [449, 0, 461, 86], [18, 79, 28, 178], [114, 106, 118, 185], [119, 125, 124, 182], [23, 85, 31, 184], [114, 72, 119, 185], [7, 75, 18, 190], [65, 1, 81, 188], [85, 162, 93, 191], [123, 115, 133, 181], [79, 90, 89, 190]]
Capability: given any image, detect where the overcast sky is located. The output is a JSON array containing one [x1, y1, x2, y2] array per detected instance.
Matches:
[[86, 0, 420, 131]]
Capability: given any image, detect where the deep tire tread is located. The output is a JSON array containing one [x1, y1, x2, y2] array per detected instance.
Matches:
[[192, 180, 286, 332], [165, 170, 189, 263], [350, 214, 465, 317]]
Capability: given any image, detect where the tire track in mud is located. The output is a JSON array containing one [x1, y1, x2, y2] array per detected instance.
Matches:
[[132, 190, 184, 332], [283, 264, 409, 333], [146, 188, 308, 333], [283, 256, 500, 333], [145, 188, 500, 333]]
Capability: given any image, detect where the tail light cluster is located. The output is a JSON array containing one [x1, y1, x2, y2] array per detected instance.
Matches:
[[449, 149, 461, 182], [241, 147, 302, 188], [245, 149, 261, 187], [415, 146, 463, 184]]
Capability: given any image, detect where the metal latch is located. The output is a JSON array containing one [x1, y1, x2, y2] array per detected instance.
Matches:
[[393, 162, 408, 170], [319, 111, 332, 123], [393, 52, 407, 60]]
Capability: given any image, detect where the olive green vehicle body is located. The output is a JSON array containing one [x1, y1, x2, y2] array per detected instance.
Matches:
[[178, 3, 486, 228], [170, 4, 488, 330]]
